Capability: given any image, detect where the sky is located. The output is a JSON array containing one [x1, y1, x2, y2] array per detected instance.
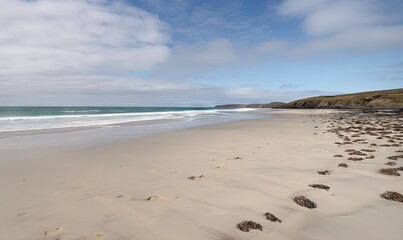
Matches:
[[0, 0, 402, 106]]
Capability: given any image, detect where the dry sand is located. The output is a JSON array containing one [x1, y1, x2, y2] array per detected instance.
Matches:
[[0, 110, 402, 240]]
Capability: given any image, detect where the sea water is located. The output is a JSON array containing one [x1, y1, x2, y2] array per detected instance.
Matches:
[[0, 106, 268, 160]]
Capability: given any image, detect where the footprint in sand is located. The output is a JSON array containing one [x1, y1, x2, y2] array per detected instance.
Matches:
[[55, 236, 68, 240], [43, 227, 63, 236], [149, 169, 179, 174], [84, 233, 104, 240], [84, 191, 110, 198], [17, 212, 30, 216]]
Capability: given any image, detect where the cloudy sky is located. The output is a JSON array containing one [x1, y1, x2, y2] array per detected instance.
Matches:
[[0, 0, 402, 106]]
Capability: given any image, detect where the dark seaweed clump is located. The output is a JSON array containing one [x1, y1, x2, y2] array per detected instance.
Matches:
[[317, 170, 331, 175], [293, 196, 317, 209], [263, 212, 282, 223], [380, 191, 403, 203], [237, 221, 263, 232], [309, 184, 330, 191], [378, 168, 401, 176]]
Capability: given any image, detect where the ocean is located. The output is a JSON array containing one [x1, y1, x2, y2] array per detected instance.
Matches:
[[0, 106, 227, 132], [0, 106, 268, 160]]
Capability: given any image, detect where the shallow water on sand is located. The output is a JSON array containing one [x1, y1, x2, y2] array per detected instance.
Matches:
[[0, 107, 270, 161]]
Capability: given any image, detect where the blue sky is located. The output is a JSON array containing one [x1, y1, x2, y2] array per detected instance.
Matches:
[[0, 0, 402, 106]]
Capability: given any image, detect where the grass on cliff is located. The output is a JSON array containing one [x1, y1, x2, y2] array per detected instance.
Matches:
[[287, 88, 403, 108]]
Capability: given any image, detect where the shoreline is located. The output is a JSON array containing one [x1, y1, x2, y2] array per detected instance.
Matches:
[[0, 109, 268, 162], [0, 109, 402, 240]]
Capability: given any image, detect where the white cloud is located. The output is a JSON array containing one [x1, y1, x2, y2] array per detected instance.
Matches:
[[0, 0, 170, 77], [298, 25, 403, 54], [280, 83, 299, 89], [254, 40, 288, 53], [0, 72, 337, 106], [302, 1, 386, 36], [278, 0, 331, 16], [155, 38, 288, 80], [278, 0, 403, 55], [170, 39, 236, 70]]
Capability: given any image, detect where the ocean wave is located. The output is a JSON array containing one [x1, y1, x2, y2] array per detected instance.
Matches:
[[0, 108, 255, 121], [62, 110, 101, 113], [0, 108, 258, 132]]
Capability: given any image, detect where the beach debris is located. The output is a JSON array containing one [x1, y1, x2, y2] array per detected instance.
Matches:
[[385, 161, 397, 166], [333, 154, 343, 157], [380, 191, 403, 203], [263, 212, 282, 223], [365, 155, 375, 159], [347, 150, 367, 156], [237, 221, 263, 232], [361, 149, 376, 152], [293, 196, 317, 209], [387, 155, 403, 160], [348, 157, 364, 161], [387, 156, 399, 160], [309, 184, 330, 191], [338, 163, 348, 168], [317, 170, 331, 175], [234, 157, 243, 160], [378, 168, 400, 176], [43, 227, 63, 236], [188, 175, 205, 180], [146, 196, 160, 201]]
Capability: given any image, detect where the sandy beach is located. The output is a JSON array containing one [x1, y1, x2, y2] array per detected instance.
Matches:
[[1, 109, 402, 240]]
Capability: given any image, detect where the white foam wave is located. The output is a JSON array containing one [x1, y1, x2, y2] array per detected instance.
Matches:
[[63, 110, 101, 113], [0, 108, 258, 133]]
